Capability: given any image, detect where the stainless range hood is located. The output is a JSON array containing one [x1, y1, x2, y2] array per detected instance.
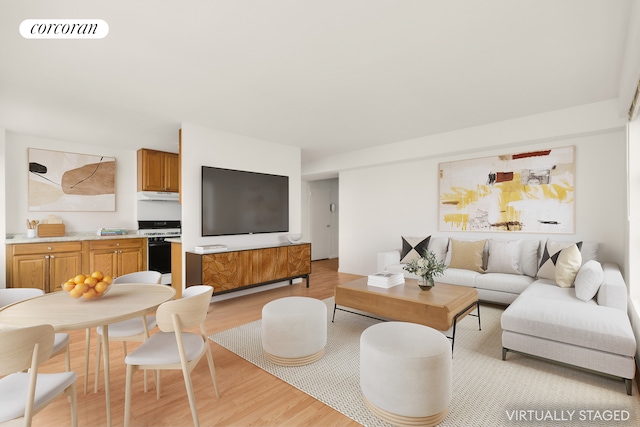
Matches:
[[136, 191, 180, 201]]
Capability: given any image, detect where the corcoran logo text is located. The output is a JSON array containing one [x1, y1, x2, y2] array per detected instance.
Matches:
[[20, 19, 109, 39]]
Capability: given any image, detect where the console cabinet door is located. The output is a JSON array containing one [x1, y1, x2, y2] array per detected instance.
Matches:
[[253, 247, 288, 284], [202, 251, 252, 293], [288, 243, 311, 276]]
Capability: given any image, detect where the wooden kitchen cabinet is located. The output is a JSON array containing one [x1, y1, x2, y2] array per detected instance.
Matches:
[[7, 242, 83, 293], [137, 148, 179, 192], [185, 243, 311, 295], [88, 238, 147, 279]]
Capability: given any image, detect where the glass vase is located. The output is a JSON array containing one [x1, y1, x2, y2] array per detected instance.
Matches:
[[417, 276, 434, 291]]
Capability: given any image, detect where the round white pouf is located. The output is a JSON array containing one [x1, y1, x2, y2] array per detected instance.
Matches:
[[261, 296, 327, 366], [360, 322, 452, 427]]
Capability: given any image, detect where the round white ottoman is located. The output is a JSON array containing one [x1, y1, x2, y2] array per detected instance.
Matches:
[[360, 322, 452, 427], [261, 296, 327, 366]]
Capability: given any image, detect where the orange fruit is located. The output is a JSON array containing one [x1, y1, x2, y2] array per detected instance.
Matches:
[[69, 287, 83, 298], [102, 276, 113, 285], [63, 281, 75, 292], [83, 288, 97, 299], [91, 271, 104, 281], [95, 281, 108, 293], [84, 276, 98, 287], [75, 283, 89, 294], [73, 274, 87, 285]]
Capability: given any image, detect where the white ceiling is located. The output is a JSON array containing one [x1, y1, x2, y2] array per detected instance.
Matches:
[[0, 0, 633, 162]]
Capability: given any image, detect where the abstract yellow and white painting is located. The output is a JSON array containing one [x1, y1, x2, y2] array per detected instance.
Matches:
[[439, 146, 574, 233]]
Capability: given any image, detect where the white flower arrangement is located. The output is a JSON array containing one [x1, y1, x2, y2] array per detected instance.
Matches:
[[403, 250, 447, 280]]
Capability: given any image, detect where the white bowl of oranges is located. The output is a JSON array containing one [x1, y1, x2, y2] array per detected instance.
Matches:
[[62, 271, 113, 300]]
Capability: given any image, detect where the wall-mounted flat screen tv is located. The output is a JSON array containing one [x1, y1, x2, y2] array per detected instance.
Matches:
[[201, 166, 289, 236]]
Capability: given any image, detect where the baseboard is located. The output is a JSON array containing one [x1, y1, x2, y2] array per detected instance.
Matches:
[[636, 361, 640, 394]]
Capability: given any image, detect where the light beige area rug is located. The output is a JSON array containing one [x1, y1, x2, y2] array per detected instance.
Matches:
[[209, 298, 640, 426]]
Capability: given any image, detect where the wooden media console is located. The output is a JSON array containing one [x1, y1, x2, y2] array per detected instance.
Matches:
[[185, 243, 311, 295]]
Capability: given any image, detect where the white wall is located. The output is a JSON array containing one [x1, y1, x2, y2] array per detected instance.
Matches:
[[339, 133, 626, 276], [179, 123, 302, 275], [4, 132, 139, 234]]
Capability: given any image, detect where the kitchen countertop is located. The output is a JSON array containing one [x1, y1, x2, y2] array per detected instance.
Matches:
[[5, 231, 146, 244], [166, 237, 181, 244]]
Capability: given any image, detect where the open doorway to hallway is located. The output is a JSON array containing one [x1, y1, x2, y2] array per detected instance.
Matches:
[[306, 178, 339, 261]]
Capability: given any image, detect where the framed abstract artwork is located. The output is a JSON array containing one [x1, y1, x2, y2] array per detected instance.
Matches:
[[439, 146, 575, 233], [28, 148, 116, 211]]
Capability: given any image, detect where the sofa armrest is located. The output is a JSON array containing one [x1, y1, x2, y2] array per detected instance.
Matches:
[[377, 250, 401, 272], [597, 262, 628, 312]]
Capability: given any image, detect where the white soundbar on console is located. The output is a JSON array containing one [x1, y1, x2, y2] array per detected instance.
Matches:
[[194, 244, 228, 254]]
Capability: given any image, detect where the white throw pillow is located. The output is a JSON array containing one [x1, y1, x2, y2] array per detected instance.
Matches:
[[537, 239, 583, 286], [554, 244, 582, 287], [574, 260, 604, 301], [519, 240, 540, 277], [486, 240, 522, 275]]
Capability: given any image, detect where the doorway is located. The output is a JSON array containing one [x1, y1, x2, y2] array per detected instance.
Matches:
[[310, 187, 331, 260]]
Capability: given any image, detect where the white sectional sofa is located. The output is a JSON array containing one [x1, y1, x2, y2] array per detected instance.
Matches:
[[377, 236, 637, 394]]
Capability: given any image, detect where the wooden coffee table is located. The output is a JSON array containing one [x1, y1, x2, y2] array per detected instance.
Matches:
[[333, 277, 480, 352]]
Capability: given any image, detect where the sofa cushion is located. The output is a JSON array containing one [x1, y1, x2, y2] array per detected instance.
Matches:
[[574, 260, 604, 302], [519, 239, 540, 277], [537, 239, 582, 286], [448, 239, 486, 273], [475, 273, 534, 294], [501, 282, 637, 357], [486, 240, 522, 275], [428, 237, 449, 263], [400, 236, 430, 264], [437, 268, 479, 288]]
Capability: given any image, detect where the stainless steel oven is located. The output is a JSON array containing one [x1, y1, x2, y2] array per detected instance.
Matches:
[[138, 220, 181, 285]]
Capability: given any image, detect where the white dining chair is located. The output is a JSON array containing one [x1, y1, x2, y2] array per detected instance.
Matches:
[[123, 285, 219, 427], [87, 270, 162, 394], [0, 324, 78, 427], [0, 288, 71, 371]]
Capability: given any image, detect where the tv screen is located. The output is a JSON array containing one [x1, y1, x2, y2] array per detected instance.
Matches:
[[201, 166, 289, 236]]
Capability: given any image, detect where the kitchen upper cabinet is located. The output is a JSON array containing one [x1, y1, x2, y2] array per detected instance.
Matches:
[[137, 148, 179, 192], [7, 242, 83, 292], [88, 238, 147, 279]]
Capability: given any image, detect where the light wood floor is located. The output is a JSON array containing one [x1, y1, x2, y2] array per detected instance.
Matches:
[[33, 259, 364, 427]]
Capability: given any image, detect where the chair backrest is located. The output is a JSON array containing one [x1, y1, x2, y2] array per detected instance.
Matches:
[[113, 271, 162, 285], [181, 285, 212, 299], [0, 288, 45, 308], [156, 285, 213, 332], [0, 324, 55, 376]]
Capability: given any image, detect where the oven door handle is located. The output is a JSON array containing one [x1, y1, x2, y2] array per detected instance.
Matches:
[[148, 240, 171, 247]]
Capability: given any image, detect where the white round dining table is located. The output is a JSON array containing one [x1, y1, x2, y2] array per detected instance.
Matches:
[[0, 283, 176, 427]]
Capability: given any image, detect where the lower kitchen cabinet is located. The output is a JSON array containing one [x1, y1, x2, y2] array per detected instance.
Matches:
[[7, 242, 83, 293], [88, 238, 147, 278], [6, 238, 148, 293]]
